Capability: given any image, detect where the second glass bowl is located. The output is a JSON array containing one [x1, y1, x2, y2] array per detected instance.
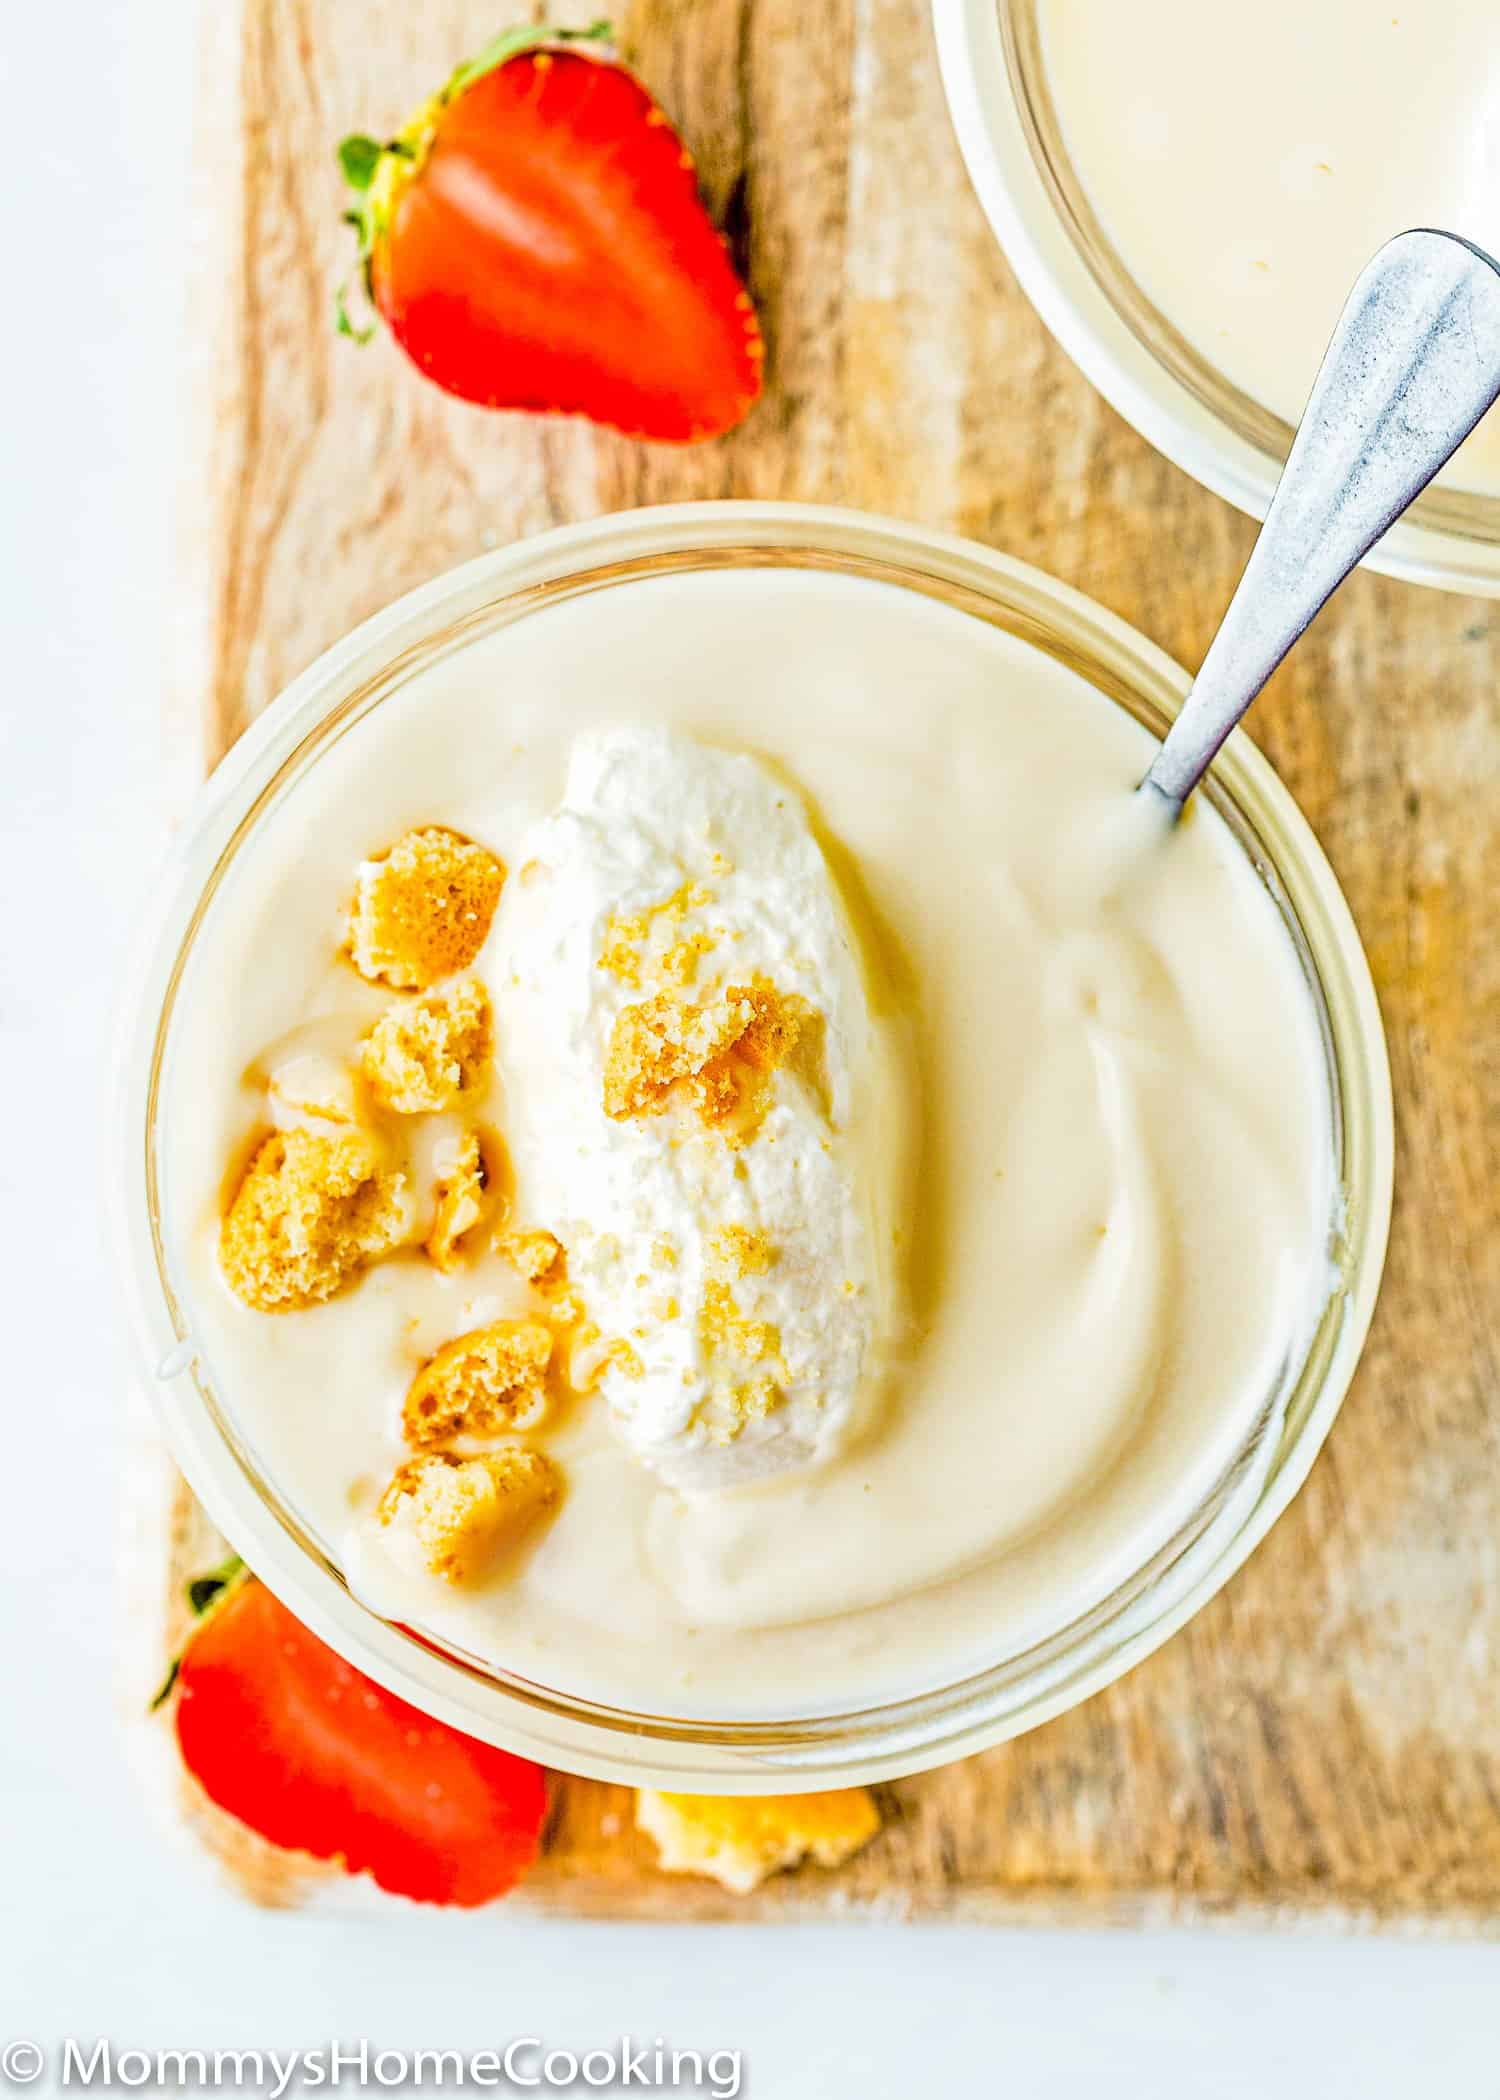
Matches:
[[933, 0, 1500, 595]]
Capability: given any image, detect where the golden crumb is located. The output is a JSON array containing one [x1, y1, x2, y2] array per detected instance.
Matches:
[[712, 1224, 775, 1277], [402, 1319, 552, 1447], [378, 1447, 559, 1582], [425, 1132, 489, 1273], [596, 913, 648, 990], [695, 1374, 783, 1446], [361, 977, 492, 1114], [493, 1225, 566, 1289], [699, 1278, 779, 1366], [548, 1285, 588, 1329], [730, 980, 805, 1074], [696, 981, 802, 1121], [659, 931, 714, 989], [693, 1266, 785, 1442], [347, 827, 504, 990], [220, 1129, 406, 1313], [635, 1789, 881, 1894], [652, 1235, 679, 1270], [603, 988, 749, 1119], [738, 1372, 781, 1420], [596, 881, 713, 990], [602, 979, 806, 1130]]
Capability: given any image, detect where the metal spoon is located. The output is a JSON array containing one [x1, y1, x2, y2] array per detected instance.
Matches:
[[1141, 229, 1500, 813]]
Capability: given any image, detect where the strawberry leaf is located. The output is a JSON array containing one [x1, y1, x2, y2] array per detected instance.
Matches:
[[335, 278, 376, 344], [188, 1554, 246, 1617], [338, 133, 383, 191], [448, 19, 614, 98], [149, 1556, 251, 1711]]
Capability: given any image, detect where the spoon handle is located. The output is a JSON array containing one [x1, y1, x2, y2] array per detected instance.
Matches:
[[1142, 229, 1500, 811]]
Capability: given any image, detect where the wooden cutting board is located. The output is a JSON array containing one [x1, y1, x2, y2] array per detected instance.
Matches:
[[130, 0, 1500, 1925]]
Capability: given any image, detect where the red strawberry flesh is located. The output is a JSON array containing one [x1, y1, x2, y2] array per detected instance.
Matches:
[[369, 49, 762, 439], [175, 1580, 547, 1907]]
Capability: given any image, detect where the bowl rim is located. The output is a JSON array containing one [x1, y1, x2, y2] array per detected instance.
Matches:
[[931, 0, 1500, 597], [113, 499, 1395, 1788]]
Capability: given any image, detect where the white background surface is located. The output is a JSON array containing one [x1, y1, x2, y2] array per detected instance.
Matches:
[[2, 3, 1496, 2092]]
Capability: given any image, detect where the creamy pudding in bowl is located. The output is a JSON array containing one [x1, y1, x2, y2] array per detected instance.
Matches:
[[1037, 0, 1500, 498], [934, 0, 1500, 592], [119, 504, 1392, 1784]]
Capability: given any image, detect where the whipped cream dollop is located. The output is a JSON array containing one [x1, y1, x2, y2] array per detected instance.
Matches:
[[487, 728, 912, 1488]]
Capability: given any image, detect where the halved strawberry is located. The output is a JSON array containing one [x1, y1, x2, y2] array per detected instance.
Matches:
[[172, 1576, 547, 1907], [339, 22, 763, 441]]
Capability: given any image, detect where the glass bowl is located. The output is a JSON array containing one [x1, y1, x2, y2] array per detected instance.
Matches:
[[115, 502, 1392, 1788], [933, 0, 1500, 595]]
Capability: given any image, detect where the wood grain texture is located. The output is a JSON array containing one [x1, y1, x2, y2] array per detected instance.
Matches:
[[136, 0, 1500, 1924]]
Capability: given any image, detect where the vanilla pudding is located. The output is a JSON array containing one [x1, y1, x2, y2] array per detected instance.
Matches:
[[1039, 0, 1500, 495], [160, 562, 1338, 1719]]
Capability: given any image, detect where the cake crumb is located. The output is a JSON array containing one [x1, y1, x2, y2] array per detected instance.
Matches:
[[378, 1447, 559, 1582], [699, 1278, 779, 1366], [603, 979, 805, 1129], [693, 1274, 785, 1442], [712, 1224, 775, 1277], [603, 988, 749, 1119], [607, 1338, 645, 1380], [220, 1129, 407, 1312], [362, 977, 491, 1114], [597, 880, 713, 990], [733, 981, 805, 1073], [659, 930, 714, 988], [635, 1789, 881, 1894], [597, 913, 648, 990], [689, 1260, 781, 1444], [548, 1285, 588, 1329], [348, 827, 504, 990], [402, 1319, 552, 1446], [425, 1132, 490, 1273], [494, 1225, 566, 1290], [696, 1373, 784, 1446]]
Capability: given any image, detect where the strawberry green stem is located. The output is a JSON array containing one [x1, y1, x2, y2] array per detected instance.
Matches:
[[448, 18, 612, 97], [149, 1556, 250, 1712]]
